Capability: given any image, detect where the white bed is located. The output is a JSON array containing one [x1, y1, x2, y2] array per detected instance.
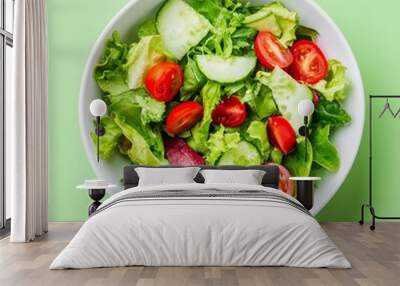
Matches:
[[50, 183, 350, 269]]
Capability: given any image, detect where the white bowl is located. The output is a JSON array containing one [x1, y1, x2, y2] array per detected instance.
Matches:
[[79, 0, 365, 214]]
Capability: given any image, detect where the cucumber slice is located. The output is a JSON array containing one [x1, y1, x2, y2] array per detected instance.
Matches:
[[243, 8, 281, 35], [195, 55, 257, 83], [156, 0, 211, 60]]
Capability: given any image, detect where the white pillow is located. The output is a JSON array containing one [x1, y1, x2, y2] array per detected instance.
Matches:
[[200, 169, 266, 185], [136, 167, 200, 186]]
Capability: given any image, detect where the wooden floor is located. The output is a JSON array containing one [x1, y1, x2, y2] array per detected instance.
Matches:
[[0, 222, 399, 286]]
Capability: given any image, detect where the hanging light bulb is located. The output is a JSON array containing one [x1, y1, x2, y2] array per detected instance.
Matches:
[[297, 99, 315, 160], [298, 99, 315, 117]]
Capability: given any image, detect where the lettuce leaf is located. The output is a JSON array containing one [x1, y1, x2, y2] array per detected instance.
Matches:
[[242, 82, 277, 119], [206, 127, 241, 165], [310, 125, 340, 172], [310, 162, 326, 178], [224, 81, 246, 96], [137, 19, 158, 38], [296, 25, 319, 41], [188, 81, 222, 153], [257, 67, 312, 134], [133, 92, 166, 125], [124, 35, 167, 89], [185, 0, 222, 24], [185, 0, 245, 22], [107, 88, 165, 125], [94, 31, 130, 95], [209, 11, 243, 57], [253, 86, 277, 119], [188, 0, 247, 57], [245, 121, 271, 161], [218, 141, 263, 166], [180, 57, 206, 101], [90, 116, 122, 160], [244, 2, 298, 47], [313, 98, 351, 129], [231, 27, 257, 56], [113, 114, 166, 165], [270, 147, 283, 164], [284, 138, 313, 176], [225, 79, 277, 120], [107, 91, 166, 165], [311, 59, 350, 102]]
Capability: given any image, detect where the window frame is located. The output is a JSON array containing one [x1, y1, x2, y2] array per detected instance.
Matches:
[[0, 0, 13, 233]]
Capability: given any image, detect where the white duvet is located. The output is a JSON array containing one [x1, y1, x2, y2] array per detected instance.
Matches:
[[50, 183, 350, 269]]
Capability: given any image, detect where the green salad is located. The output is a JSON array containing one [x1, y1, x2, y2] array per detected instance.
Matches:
[[92, 0, 351, 194]]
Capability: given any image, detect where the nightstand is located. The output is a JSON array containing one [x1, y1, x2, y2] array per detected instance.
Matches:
[[77, 180, 117, 216], [289, 177, 321, 210]]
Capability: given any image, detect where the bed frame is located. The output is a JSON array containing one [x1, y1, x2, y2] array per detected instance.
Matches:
[[123, 165, 280, 190]]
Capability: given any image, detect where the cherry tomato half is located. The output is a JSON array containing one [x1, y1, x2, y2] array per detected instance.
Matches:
[[144, 62, 184, 102], [267, 116, 296, 155], [166, 102, 204, 135], [254, 32, 293, 70], [212, 96, 247, 128], [289, 40, 328, 84]]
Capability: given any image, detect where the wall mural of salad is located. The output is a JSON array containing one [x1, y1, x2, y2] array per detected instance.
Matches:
[[91, 0, 351, 196]]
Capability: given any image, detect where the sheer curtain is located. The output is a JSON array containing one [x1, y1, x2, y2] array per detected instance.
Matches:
[[7, 0, 48, 242]]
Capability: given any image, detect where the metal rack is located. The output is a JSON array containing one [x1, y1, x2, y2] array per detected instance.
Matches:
[[359, 95, 400, 230]]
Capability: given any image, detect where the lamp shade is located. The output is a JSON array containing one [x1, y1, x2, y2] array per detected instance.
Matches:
[[297, 99, 315, 117], [89, 99, 107, 117]]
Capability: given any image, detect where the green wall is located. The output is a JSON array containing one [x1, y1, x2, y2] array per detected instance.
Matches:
[[47, 0, 400, 221]]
